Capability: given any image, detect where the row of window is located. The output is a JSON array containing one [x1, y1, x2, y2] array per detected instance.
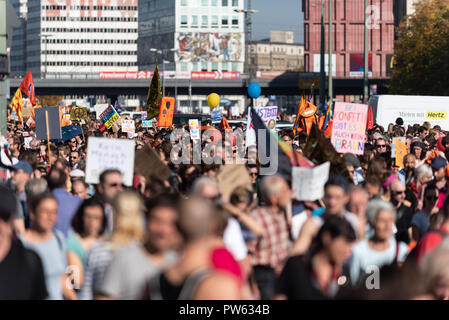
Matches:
[[42, 28, 137, 33], [179, 61, 240, 72], [44, 61, 137, 66], [41, 5, 137, 10], [181, 15, 238, 26], [41, 17, 137, 22], [42, 50, 137, 55], [181, 0, 239, 7], [44, 39, 136, 44]]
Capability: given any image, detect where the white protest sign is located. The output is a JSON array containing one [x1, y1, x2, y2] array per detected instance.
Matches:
[[391, 137, 406, 158], [121, 119, 135, 133], [85, 137, 135, 186], [24, 137, 33, 149], [245, 106, 278, 148], [95, 104, 109, 120], [292, 162, 330, 201], [231, 106, 240, 117], [189, 119, 201, 140]]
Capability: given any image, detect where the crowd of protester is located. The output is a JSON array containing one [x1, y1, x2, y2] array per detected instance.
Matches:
[[2, 114, 449, 300]]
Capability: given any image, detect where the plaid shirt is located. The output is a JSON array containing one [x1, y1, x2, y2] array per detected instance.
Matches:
[[248, 206, 291, 270]]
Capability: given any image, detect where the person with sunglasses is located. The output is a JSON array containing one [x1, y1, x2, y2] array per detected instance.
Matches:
[[389, 179, 414, 244], [412, 185, 439, 243], [375, 137, 388, 156]]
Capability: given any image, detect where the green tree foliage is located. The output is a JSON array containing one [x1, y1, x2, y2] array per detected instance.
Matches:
[[145, 62, 163, 119], [390, 0, 449, 95]]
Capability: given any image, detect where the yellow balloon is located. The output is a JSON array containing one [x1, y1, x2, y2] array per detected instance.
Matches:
[[207, 93, 220, 109]]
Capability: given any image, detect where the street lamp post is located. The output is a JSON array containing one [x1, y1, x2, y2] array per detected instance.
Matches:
[[364, 0, 369, 102], [328, 0, 333, 105]]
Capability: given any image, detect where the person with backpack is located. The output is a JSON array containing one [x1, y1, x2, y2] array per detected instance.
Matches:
[[18, 193, 77, 300], [346, 199, 409, 287]]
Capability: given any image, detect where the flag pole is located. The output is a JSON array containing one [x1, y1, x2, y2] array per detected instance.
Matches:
[[45, 109, 52, 167]]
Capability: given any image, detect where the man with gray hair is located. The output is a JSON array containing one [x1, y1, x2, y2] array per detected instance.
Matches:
[[247, 174, 292, 299]]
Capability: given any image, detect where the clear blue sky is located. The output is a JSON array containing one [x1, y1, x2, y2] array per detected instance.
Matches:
[[247, 0, 304, 44]]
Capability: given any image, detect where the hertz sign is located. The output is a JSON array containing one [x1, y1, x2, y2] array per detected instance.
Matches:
[[426, 111, 447, 119]]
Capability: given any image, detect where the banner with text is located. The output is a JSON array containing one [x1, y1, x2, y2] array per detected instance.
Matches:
[[245, 106, 278, 148]]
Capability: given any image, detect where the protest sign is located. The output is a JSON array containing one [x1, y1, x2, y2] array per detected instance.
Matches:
[[85, 137, 135, 186], [189, 119, 201, 140], [331, 102, 368, 155], [70, 107, 88, 123], [142, 120, 153, 127], [231, 106, 240, 117], [391, 137, 406, 158], [121, 119, 135, 133], [24, 137, 33, 149], [245, 106, 278, 148], [292, 162, 330, 201], [395, 140, 407, 168], [211, 108, 223, 121], [141, 111, 147, 120], [134, 144, 172, 181], [35, 107, 62, 140], [99, 105, 119, 129], [216, 164, 252, 202], [94, 104, 109, 119], [157, 97, 175, 127]]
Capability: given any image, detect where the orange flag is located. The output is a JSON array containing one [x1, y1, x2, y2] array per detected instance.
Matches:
[[293, 96, 306, 136], [219, 116, 231, 131]]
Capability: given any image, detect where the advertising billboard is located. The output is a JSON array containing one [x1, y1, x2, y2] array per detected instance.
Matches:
[[349, 54, 372, 77]]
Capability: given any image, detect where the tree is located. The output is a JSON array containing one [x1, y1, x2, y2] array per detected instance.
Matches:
[[145, 62, 162, 120], [390, 0, 449, 95]]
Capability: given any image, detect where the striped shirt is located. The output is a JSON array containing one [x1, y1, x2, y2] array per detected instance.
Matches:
[[247, 207, 291, 270]]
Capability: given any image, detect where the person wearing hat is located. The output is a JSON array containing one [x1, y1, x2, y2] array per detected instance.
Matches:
[[411, 141, 426, 165], [0, 184, 48, 299], [425, 156, 448, 210], [11, 161, 33, 231]]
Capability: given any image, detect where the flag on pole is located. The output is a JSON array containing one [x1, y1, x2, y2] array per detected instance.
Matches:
[[366, 105, 374, 130], [9, 89, 24, 122], [293, 96, 306, 136], [219, 116, 231, 131], [321, 103, 331, 133], [19, 70, 36, 106]]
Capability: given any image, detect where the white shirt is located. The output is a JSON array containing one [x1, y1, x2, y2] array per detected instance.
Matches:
[[223, 217, 248, 261]]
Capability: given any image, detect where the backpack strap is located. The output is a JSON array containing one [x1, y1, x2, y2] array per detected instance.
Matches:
[[178, 268, 212, 300]]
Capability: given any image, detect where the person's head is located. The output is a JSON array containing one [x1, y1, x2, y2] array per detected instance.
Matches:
[[364, 175, 382, 199], [323, 175, 350, 215], [58, 145, 70, 160], [430, 156, 447, 182], [366, 199, 396, 241], [98, 169, 123, 204], [411, 141, 425, 160], [47, 167, 67, 190], [404, 154, 417, 172], [347, 186, 369, 218], [415, 164, 433, 186], [418, 126, 429, 139], [389, 179, 406, 206], [423, 185, 439, 211], [69, 150, 80, 167], [230, 186, 253, 212], [191, 176, 220, 201], [29, 193, 58, 233], [25, 178, 48, 205], [67, 137, 77, 150], [72, 180, 89, 200], [376, 138, 388, 154], [260, 175, 291, 209], [310, 216, 356, 266], [11, 161, 32, 190], [71, 197, 106, 238], [109, 190, 145, 247], [0, 185, 19, 241], [248, 164, 259, 184], [419, 240, 449, 300], [145, 194, 181, 252]]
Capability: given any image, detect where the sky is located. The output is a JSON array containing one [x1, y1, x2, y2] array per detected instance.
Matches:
[[248, 0, 304, 44]]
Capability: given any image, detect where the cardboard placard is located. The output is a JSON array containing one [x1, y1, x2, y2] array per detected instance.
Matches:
[[189, 119, 201, 140], [395, 140, 407, 168], [134, 144, 172, 181], [70, 107, 88, 123], [95, 104, 109, 120], [292, 162, 330, 201], [331, 102, 368, 155], [121, 120, 135, 133], [211, 108, 223, 121], [99, 105, 119, 129], [231, 106, 240, 117], [391, 137, 406, 158], [157, 97, 175, 127], [245, 106, 278, 148], [216, 164, 253, 202], [85, 137, 135, 186], [35, 107, 62, 140]]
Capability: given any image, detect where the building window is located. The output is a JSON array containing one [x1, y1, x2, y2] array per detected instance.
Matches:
[[222, 62, 229, 71], [202, 0, 208, 5], [201, 62, 208, 71], [181, 15, 188, 25], [212, 16, 218, 25], [192, 62, 198, 71], [191, 15, 198, 25], [181, 0, 188, 6], [222, 0, 228, 6], [232, 62, 238, 71], [202, 15, 208, 25], [232, 16, 238, 25], [222, 16, 228, 25], [232, 0, 238, 6], [181, 63, 188, 72], [212, 62, 218, 71], [211, 0, 218, 5]]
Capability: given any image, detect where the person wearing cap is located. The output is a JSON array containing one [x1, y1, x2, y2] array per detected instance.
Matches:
[[290, 175, 359, 256], [425, 156, 448, 210], [11, 161, 33, 232], [0, 184, 48, 299], [411, 141, 426, 164]]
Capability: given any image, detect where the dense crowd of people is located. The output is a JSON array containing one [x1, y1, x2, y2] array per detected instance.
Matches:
[[2, 113, 449, 300]]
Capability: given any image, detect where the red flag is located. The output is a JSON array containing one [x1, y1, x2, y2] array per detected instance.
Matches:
[[19, 70, 36, 105], [366, 105, 374, 130]]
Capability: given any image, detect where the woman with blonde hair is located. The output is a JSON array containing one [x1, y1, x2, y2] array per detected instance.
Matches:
[[79, 191, 145, 300]]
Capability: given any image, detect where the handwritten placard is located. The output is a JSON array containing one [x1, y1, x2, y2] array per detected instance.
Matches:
[[245, 106, 278, 148], [395, 140, 407, 168], [85, 137, 135, 186], [99, 105, 119, 129], [292, 162, 330, 201], [189, 119, 201, 140], [331, 102, 368, 155], [121, 119, 135, 133]]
